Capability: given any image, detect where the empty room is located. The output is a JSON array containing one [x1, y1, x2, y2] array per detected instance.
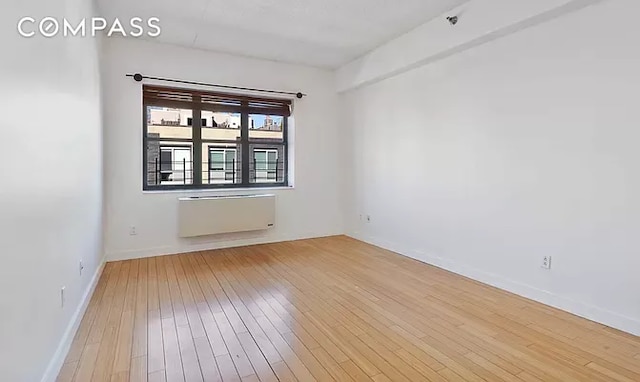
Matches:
[[3, 0, 640, 381]]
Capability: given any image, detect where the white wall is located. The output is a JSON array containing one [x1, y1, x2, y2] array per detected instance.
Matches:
[[336, 0, 602, 92], [342, 0, 640, 335], [0, 0, 104, 380], [102, 38, 344, 260]]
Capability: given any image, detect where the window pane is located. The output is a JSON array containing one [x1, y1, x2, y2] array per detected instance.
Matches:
[[202, 144, 240, 185], [254, 151, 267, 171], [210, 151, 224, 170], [160, 150, 172, 172], [224, 150, 236, 180], [147, 106, 192, 139], [267, 151, 277, 171], [249, 114, 284, 140], [250, 145, 284, 183], [201, 111, 241, 141], [225, 151, 235, 168], [146, 141, 193, 186]]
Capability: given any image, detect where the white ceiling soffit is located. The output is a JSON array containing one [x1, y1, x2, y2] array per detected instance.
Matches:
[[98, 0, 470, 68], [336, 0, 603, 92]]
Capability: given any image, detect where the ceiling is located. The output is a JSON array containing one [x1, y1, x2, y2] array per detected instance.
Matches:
[[99, 0, 469, 68]]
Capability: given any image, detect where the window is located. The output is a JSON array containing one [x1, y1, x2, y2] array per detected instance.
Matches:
[[187, 118, 208, 127], [159, 146, 192, 184], [254, 149, 278, 182], [143, 86, 290, 190], [208, 147, 237, 183]]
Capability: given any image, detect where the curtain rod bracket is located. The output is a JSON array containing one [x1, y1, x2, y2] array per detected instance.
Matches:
[[126, 73, 306, 98]]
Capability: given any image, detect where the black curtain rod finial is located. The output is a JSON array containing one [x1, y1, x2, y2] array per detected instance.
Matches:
[[296, 92, 303, 99], [133, 73, 143, 82]]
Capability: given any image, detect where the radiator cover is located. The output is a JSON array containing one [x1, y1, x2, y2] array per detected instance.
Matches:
[[177, 194, 275, 237]]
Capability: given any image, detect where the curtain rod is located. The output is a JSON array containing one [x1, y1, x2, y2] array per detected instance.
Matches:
[[126, 73, 306, 98]]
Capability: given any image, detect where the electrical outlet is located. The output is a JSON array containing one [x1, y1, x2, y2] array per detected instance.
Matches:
[[129, 226, 137, 236], [541, 256, 552, 270], [61, 286, 66, 308], [79, 260, 84, 276]]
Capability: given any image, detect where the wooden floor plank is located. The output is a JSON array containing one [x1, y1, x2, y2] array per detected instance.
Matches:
[[64, 264, 111, 363], [56, 361, 78, 382], [73, 342, 100, 382], [112, 260, 139, 379], [162, 317, 185, 382], [111, 310, 135, 375], [85, 262, 121, 345], [176, 324, 204, 382], [148, 370, 167, 382], [58, 236, 640, 382], [215, 353, 241, 382], [147, 309, 165, 374], [132, 258, 148, 358], [91, 262, 132, 382], [130, 356, 147, 382], [193, 336, 223, 382]]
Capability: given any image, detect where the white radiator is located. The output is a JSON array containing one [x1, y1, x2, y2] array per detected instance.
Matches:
[[177, 194, 275, 237]]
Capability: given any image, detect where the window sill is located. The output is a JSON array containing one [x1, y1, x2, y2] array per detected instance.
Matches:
[[142, 185, 295, 194]]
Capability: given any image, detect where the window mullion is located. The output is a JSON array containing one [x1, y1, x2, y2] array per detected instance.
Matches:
[[192, 97, 202, 186], [283, 116, 288, 185], [241, 102, 250, 186]]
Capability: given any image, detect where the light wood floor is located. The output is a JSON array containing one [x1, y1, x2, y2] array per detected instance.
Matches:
[[58, 236, 640, 382]]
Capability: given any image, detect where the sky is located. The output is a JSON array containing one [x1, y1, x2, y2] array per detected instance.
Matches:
[[250, 114, 283, 128]]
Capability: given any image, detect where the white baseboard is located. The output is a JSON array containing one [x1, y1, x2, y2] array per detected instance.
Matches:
[[105, 231, 343, 261], [40, 258, 106, 382], [348, 230, 640, 337]]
